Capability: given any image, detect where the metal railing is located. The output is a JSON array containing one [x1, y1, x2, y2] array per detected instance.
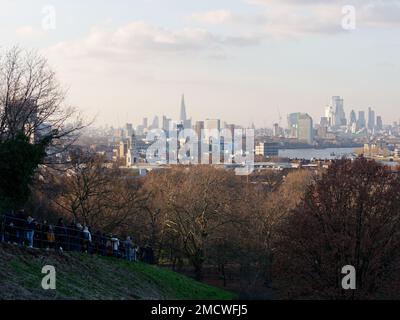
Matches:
[[0, 214, 155, 264]]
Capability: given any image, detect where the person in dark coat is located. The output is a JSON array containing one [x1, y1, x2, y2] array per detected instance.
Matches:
[[101, 233, 108, 256], [41, 220, 50, 249], [124, 237, 133, 261], [33, 220, 42, 248]]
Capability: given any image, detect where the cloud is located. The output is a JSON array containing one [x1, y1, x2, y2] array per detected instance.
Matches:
[[190, 10, 235, 24], [189, 7, 345, 37], [15, 26, 45, 38], [233, 0, 400, 36], [46, 21, 261, 61], [361, 1, 400, 27], [189, 9, 268, 26]]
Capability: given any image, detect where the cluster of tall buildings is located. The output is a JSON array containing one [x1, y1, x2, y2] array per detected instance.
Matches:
[[132, 95, 224, 137], [107, 94, 393, 164], [113, 95, 240, 166], [324, 96, 347, 127], [320, 96, 383, 134], [281, 96, 387, 148]]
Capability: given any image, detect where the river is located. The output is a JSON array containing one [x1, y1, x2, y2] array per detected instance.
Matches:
[[278, 147, 357, 160]]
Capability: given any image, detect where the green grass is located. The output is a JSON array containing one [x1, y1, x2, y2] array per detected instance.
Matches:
[[0, 244, 236, 300], [110, 258, 236, 300]]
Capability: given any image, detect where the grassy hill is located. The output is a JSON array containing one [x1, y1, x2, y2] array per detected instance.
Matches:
[[0, 243, 236, 300]]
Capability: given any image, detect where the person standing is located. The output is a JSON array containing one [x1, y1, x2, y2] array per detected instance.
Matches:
[[125, 236, 133, 261], [83, 225, 92, 253], [133, 245, 139, 262], [26, 216, 35, 248], [47, 225, 56, 250], [111, 235, 120, 258]]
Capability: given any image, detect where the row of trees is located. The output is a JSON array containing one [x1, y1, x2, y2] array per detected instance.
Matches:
[[32, 155, 400, 299], [27, 152, 399, 299]]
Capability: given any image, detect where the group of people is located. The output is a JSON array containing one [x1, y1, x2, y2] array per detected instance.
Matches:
[[0, 209, 155, 264]]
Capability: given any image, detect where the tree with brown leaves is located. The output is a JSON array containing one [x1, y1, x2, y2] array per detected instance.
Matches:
[[274, 158, 400, 299]]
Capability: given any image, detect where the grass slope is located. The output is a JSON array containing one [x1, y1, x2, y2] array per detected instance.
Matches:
[[0, 243, 236, 300]]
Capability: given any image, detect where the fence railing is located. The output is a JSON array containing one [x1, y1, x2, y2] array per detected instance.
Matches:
[[0, 214, 155, 264]]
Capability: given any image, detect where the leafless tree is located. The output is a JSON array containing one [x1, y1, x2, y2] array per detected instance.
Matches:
[[0, 46, 84, 161], [154, 166, 246, 280], [52, 154, 144, 232]]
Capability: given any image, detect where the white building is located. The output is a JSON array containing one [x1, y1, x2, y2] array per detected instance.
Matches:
[[326, 96, 346, 127]]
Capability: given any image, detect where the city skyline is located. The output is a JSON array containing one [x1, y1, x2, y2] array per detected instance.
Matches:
[[4, 1, 400, 306], [102, 94, 390, 132], [1, 0, 399, 127]]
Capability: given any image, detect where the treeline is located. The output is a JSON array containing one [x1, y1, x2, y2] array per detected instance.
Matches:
[[20, 155, 400, 299], [26, 155, 311, 294]]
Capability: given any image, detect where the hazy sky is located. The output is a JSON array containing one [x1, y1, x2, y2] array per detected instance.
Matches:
[[1, 0, 400, 127]]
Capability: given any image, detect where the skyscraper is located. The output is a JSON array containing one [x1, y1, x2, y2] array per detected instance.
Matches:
[[376, 116, 383, 131], [273, 123, 280, 137], [142, 117, 148, 129], [288, 113, 299, 138], [179, 94, 192, 129], [151, 116, 159, 129], [287, 113, 313, 145], [358, 111, 366, 129], [162, 115, 171, 132], [288, 113, 300, 138], [125, 123, 133, 137], [368, 107, 376, 130], [349, 110, 357, 125], [297, 113, 314, 145], [180, 94, 187, 123], [326, 96, 346, 127]]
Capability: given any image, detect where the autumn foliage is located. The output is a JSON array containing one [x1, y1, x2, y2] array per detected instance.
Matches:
[[274, 157, 400, 299]]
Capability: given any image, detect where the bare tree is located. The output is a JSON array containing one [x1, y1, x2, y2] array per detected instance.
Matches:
[[0, 47, 84, 158], [53, 154, 143, 232], [155, 166, 245, 280]]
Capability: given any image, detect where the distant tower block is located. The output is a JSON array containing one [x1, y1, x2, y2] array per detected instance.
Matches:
[[180, 94, 187, 123]]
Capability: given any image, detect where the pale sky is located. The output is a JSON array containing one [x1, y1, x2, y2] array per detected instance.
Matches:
[[1, 0, 400, 127]]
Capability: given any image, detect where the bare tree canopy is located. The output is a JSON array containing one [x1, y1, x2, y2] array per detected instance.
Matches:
[[0, 46, 84, 151]]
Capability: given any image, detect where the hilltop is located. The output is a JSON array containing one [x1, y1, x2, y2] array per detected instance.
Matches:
[[0, 243, 236, 300]]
